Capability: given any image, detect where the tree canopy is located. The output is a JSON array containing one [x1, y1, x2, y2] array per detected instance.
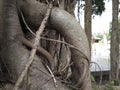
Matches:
[[77, 0, 105, 16]]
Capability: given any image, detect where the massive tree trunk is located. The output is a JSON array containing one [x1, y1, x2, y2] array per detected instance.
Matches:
[[110, 0, 119, 84], [0, 0, 91, 90], [0, 0, 70, 90]]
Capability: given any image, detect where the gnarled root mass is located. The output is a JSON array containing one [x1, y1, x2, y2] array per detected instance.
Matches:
[[0, 0, 91, 90]]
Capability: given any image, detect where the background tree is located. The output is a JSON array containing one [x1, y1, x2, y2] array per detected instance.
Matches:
[[77, 0, 105, 16], [110, 0, 119, 84], [84, 0, 92, 51], [109, 18, 120, 42], [77, 0, 105, 50]]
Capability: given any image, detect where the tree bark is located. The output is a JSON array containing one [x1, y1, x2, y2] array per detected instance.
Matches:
[[19, 0, 91, 89], [84, 0, 92, 51], [0, 0, 70, 90], [84, 0, 92, 89], [0, 0, 92, 89], [110, 0, 119, 83]]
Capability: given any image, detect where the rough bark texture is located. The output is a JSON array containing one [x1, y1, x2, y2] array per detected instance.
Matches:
[[0, 0, 91, 90], [0, 0, 3, 82], [19, 0, 91, 89], [50, 8, 91, 89], [0, 0, 70, 90], [0, 0, 2, 40], [110, 0, 119, 82]]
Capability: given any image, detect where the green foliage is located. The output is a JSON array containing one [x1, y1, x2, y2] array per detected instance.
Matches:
[[106, 32, 110, 41], [114, 80, 120, 86], [95, 33, 103, 39], [78, 0, 105, 16], [105, 80, 120, 90], [92, 0, 105, 16], [90, 74, 99, 90], [93, 85, 98, 90], [105, 81, 115, 90], [90, 74, 95, 82]]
